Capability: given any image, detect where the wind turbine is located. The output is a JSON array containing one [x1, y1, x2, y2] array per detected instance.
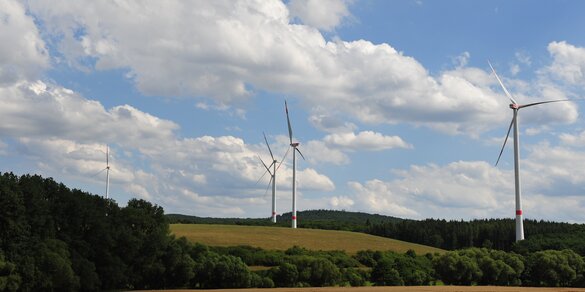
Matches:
[[257, 132, 284, 223], [105, 145, 110, 200], [285, 100, 305, 229], [489, 61, 567, 242]]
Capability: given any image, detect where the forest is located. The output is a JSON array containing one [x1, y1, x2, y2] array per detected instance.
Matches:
[[2, 172, 585, 290]]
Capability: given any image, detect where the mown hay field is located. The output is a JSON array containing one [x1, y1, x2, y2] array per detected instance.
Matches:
[[170, 224, 444, 255]]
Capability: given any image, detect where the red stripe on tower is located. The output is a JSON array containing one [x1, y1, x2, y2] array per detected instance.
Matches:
[[272, 212, 276, 215], [516, 210, 522, 216], [292, 215, 297, 220]]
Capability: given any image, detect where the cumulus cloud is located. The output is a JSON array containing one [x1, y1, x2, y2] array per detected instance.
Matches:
[[560, 130, 585, 147], [348, 180, 419, 217], [547, 41, 585, 85], [0, 0, 48, 84], [324, 131, 412, 151], [299, 128, 411, 166], [339, 145, 585, 222], [0, 80, 336, 215], [329, 195, 354, 209], [523, 142, 585, 194], [303, 140, 350, 165], [25, 0, 579, 136], [0, 81, 177, 149], [308, 113, 357, 133], [288, 0, 352, 31], [5, 0, 585, 222]]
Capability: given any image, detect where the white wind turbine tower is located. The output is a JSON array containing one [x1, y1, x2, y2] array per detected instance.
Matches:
[[285, 100, 305, 229], [489, 61, 568, 242], [257, 132, 288, 223]]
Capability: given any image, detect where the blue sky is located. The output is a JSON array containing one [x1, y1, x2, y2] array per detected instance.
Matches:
[[2, 0, 585, 222]]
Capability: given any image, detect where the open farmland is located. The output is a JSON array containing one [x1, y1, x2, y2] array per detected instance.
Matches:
[[170, 224, 444, 254]]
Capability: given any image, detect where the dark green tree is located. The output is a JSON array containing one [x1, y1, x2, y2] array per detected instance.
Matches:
[[0, 253, 20, 292], [371, 257, 404, 286], [271, 262, 299, 287], [524, 249, 585, 287]]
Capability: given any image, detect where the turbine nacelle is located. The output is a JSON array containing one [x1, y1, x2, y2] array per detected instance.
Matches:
[[290, 142, 299, 147], [510, 103, 519, 109]]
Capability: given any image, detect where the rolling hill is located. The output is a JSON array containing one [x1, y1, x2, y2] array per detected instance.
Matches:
[[166, 209, 403, 232], [170, 223, 444, 255]]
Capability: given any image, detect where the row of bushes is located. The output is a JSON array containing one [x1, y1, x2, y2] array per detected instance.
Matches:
[[208, 244, 585, 288]]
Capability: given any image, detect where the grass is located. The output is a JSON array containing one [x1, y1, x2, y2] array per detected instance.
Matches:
[[170, 224, 444, 255]]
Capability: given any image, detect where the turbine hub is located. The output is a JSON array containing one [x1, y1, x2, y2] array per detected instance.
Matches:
[[291, 142, 299, 147], [510, 103, 519, 109]]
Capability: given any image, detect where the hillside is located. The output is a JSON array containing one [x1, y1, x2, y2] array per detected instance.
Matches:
[[166, 209, 403, 232], [170, 223, 444, 255], [167, 210, 585, 254]]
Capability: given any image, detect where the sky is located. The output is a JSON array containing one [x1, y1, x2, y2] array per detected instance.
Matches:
[[2, 0, 585, 223]]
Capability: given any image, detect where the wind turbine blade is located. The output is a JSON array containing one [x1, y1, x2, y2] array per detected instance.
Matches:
[[276, 146, 291, 172], [90, 168, 108, 178], [518, 99, 569, 109], [296, 148, 306, 161], [255, 168, 269, 185], [488, 61, 518, 105], [106, 145, 109, 166], [263, 132, 275, 160], [263, 176, 273, 198], [285, 100, 293, 144], [495, 116, 515, 166], [258, 155, 272, 174]]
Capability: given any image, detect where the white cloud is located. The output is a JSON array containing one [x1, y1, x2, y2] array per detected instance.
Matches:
[[515, 51, 532, 66], [348, 180, 419, 217], [341, 144, 585, 222], [0, 81, 178, 149], [560, 130, 585, 147], [5, 0, 585, 222], [523, 142, 585, 193], [0, 78, 335, 216], [525, 125, 550, 136], [452, 51, 470, 68], [0, 0, 48, 84], [546, 41, 585, 85], [324, 131, 412, 151], [329, 195, 354, 208], [308, 113, 357, 133], [510, 64, 520, 76], [25, 1, 579, 136], [288, 0, 352, 31], [304, 140, 350, 165], [297, 168, 335, 191], [299, 129, 411, 166]]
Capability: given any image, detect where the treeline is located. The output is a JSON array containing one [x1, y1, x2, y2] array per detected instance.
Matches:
[[167, 209, 402, 232], [367, 218, 585, 254]]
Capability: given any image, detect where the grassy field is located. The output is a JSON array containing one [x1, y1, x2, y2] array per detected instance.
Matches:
[[170, 224, 444, 255], [145, 287, 585, 292]]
